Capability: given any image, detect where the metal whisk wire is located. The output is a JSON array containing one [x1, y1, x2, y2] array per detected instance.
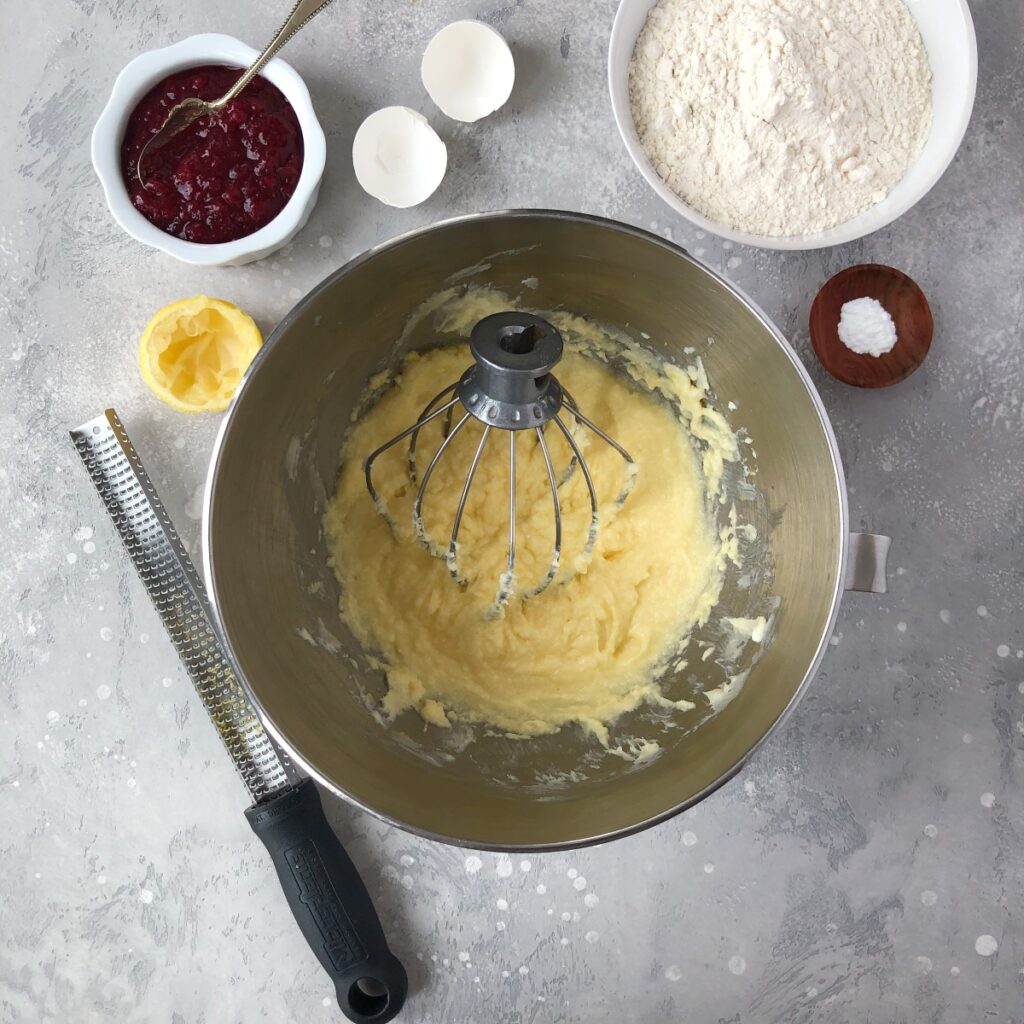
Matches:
[[364, 312, 635, 612]]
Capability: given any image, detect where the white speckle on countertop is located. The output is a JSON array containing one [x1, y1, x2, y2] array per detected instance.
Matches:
[[921, 890, 938, 906], [96, 685, 111, 700], [728, 956, 746, 975], [682, 831, 697, 846], [980, 792, 995, 808], [464, 855, 482, 875], [665, 965, 683, 981], [184, 485, 205, 521], [975, 934, 998, 957]]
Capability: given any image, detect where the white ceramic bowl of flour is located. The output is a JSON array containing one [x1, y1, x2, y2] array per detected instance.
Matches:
[[608, 0, 977, 250]]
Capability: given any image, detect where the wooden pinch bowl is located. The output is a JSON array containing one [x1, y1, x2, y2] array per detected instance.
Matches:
[[809, 264, 933, 388]]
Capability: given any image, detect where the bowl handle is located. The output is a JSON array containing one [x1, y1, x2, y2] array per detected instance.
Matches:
[[844, 532, 891, 594]]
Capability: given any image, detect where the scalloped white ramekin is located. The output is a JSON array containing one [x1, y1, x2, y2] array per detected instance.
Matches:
[[91, 33, 326, 266]]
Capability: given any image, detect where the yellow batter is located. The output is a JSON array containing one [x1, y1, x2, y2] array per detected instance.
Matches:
[[324, 290, 740, 743]]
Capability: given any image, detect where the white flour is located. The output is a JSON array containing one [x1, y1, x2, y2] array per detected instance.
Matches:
[[629, 0, 933, 237]]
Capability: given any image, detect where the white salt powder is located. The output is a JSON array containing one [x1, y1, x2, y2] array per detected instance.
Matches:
[[837, 297, 897, 356]]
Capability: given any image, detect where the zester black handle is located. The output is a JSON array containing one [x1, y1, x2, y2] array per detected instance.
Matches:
[[245, 779, 408, 1022]]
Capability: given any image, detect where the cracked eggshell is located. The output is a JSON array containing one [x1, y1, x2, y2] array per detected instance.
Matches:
[[352, 106, 447, 208], [421, 20, 515, 123]]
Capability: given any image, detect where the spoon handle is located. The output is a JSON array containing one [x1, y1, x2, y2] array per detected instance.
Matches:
[[218, 0, 335, 107]]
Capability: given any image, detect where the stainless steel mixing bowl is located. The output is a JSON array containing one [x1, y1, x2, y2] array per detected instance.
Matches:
[[204, 211, 858, 849]]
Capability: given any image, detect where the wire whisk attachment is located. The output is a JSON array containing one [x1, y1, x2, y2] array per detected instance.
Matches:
[[365, 313, 636, 612]]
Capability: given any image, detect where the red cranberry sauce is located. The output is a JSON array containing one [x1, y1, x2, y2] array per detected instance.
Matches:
[[121, 64, 304, 244]]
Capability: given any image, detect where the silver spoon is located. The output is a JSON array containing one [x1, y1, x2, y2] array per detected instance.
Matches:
[[136, 0, 335, 188]]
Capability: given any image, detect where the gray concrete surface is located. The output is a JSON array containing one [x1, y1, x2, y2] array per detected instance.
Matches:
[[1, 1, 1022, 1021]]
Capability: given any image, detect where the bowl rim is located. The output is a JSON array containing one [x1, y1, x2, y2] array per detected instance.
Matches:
[[607, 0, 978, 251], [90, 32, 326, 266], [202, 209, 850, 851]]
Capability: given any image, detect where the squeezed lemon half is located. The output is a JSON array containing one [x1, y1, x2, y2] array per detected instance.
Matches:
[[138, 296, 262, 413]]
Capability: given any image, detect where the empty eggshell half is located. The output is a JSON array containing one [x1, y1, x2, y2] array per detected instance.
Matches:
[[352, 106, 447, 208], [421, 20, 515, 123]]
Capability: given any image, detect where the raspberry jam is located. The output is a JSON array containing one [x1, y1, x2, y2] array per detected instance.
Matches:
[[121, 65, 304, 244]]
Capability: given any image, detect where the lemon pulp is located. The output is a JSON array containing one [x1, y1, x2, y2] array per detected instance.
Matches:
[[138, 295, 261, 413]]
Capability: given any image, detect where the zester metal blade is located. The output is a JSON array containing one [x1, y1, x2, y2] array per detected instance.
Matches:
[[70, 409, 301, 802]]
